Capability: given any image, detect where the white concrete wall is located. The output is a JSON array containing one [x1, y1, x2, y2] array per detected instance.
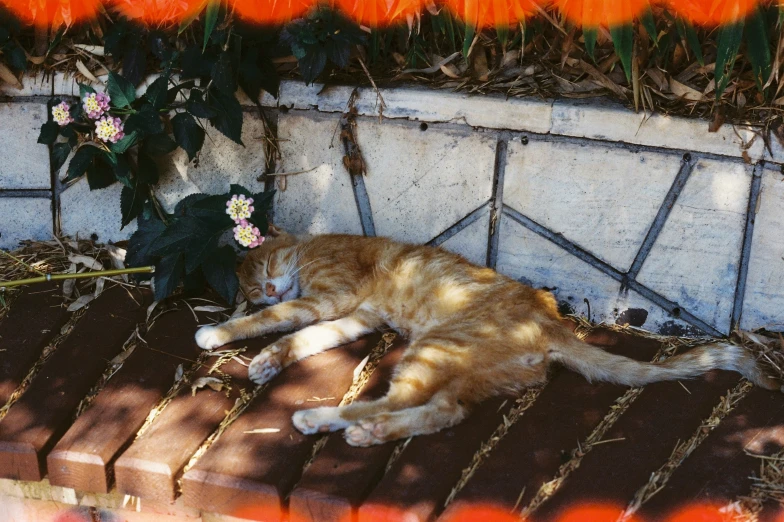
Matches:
[[1, 74, 782, 336]]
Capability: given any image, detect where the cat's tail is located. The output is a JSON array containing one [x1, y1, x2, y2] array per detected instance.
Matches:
[[549, 337, 782, 391]]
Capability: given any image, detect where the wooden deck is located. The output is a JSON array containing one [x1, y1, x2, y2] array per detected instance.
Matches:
[[1, 282, 783, 522]]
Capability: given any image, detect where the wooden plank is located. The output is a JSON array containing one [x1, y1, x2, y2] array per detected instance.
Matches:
[[0, 285, 147, 481], [114, 331, 279, 503], [639, 387, 784, 520], [179, 338, 373, 520], [531, 368, 741, 522], [0, 283, 68, 405], [356, 395, 510, 522], [438, 329, 662, 520], [289, 338, 408, 522], [46, 303, 210, 493]]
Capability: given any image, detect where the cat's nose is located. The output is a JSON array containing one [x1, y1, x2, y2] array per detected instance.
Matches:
[[265, 282, 277, 297]]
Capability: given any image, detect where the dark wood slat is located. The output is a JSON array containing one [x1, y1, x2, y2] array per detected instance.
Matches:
[[179, 338, 373, 520], [532, 368, 742, 522], [114, 331, 280, 503], [0, 285, 147, 481], [639, 387, 784, 520], [46, 303, 207, 493], [289, 337, 408, 522], [357, 395, 510, 522], [438, 330, 662, 521], [0, 283, 68, 405]]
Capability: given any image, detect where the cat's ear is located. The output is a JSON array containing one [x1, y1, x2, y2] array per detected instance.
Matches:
[[267, 224, 284, 237]]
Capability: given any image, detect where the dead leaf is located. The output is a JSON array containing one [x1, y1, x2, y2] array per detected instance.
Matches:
[[646, 68, 668, 91], [193, 305, 229, 313], [708, 108, 725, 133], [93, 276, 105, 298], [68, 254, 103, 270], [243, 428, 281, 434], [472, 50, 490, 81], [68, 294, 95, 312], [0, 62, 22, 89], [231, 301, 248, 319], [174, 364, 184, 382], [669, 78, 705, 102], [73, 44, 105, 56], [62, 263, 78, 298], [401, 52, 461, 74], [75, 59, 101, 84], [110, 344, 136, 365], [440, 63, 461, 78], [191, 376, 226, 396], [353, 355, 370, 381], [146, 300, 160, 323]]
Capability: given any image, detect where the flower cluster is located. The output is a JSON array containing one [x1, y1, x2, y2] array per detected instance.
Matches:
[[233, 220, 263, 248], [95, 116, 125, 143], [226, 194, 254, 223], [83, 92, 111, 119], [52, 101, 74, 126]]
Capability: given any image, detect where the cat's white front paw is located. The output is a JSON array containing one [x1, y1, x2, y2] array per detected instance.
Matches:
[[248, 349, 283, 385], [292, 407, 350, 435], [195, 325, 232, 350]]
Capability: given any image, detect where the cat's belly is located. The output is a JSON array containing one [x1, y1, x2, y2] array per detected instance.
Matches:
[[359, 302, 436, 338]]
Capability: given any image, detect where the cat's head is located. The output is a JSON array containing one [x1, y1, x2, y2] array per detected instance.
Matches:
[[238, 225, 301, 306]]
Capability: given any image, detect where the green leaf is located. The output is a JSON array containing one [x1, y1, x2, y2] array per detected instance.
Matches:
[[125, 104, 164, 136], [142, 133, 178, 156], [675, 17, 703, 66], [107, 70, 136, 108], [65, 146, 99, 182], [136, 150, 160, 185], [113, 155, 133, 187], [110, 131, 139, 154], [149, 216, 204, 257], [462, 22, 475, 57], [714, 20, 744, 99], [212, 51, 236, 96], [186, 89, 219, 118], [86, 153, 116, 190], [153, 253, 185, 300], [583, 27, 597, 63], [167, 79, 196, 104], [127, 210, 166, 271], [746, 5, 772, 92], [7, 44, 26, 71], [52, 143, 71, 172], [121, 183, 147, 229], [145, 74, 170, 110], [208, 88, 244, 145], [230, 184, 253, 198], [78, 82, 96, 98], [297, 47, 327, 85], [178, 0, 207, 34], [203, 0, 220, 52], [609, 23, 634, 83], [189, 193, 234, 225], [202, 245, 239, 304], [38, 121, 59, 145], [184, 227, 223, 273], [172, 112, 205, 160]]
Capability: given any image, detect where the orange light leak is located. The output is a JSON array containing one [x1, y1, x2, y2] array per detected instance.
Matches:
[[557, 503, 645, 522], [234, 0, 312, 25], [333, 0, 422, 27], [444, 0, 546, 28], [0, 0, 771, 27], [440, 504, 524, 522], [664, 504, 732, 522], [108, 0, 204, 26]]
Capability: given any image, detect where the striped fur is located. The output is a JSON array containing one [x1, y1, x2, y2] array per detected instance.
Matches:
[[194, 232, 780, 446]]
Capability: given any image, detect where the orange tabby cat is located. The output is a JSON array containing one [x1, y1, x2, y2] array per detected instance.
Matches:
[[194, 228, 780, 447]]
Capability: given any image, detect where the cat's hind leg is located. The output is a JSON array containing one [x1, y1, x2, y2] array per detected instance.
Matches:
[[343, 391, 469, 446], [248, 309, 383, 385]]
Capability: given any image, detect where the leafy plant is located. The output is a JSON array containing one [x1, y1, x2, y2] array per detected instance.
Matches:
[[281, 7, 366, 84], [127, 185, 274, 303]]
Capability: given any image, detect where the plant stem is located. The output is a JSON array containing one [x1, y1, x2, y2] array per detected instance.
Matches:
[[0, 266, 155, 290]]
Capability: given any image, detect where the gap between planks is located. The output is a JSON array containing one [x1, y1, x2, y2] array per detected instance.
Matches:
[[0, 308, 86, 421]]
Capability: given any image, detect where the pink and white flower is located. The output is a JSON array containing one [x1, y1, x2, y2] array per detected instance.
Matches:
[[83, 92, 111, 119], [95, 116, 125, 143], [226, 194, 255, 223], [233, 219, 263, 248], [52, 101, 74, 126]]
